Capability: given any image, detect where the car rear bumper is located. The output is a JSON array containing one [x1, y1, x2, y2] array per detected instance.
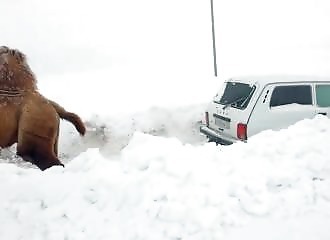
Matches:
[[199, 125, 234, 145]]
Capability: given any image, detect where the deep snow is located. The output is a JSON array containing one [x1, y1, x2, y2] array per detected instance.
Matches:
[[1, 116, 330, 240], [1, 0, 330, 239]]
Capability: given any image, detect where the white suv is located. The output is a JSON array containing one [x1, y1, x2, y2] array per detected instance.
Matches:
[[200, 75, 330, 145]]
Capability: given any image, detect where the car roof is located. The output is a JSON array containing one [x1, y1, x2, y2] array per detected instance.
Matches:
[[227, 75, 330, 86]]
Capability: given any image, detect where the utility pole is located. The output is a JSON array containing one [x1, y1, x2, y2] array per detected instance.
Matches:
[[210, 0, 218, 77]]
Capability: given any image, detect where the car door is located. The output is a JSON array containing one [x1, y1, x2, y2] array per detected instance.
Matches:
[[248, 83, 316, 135], [208, 81, 257, 142], [314, 83, 330, 117]]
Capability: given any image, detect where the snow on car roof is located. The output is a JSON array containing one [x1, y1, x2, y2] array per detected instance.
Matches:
[[227, 75, 330, 86]]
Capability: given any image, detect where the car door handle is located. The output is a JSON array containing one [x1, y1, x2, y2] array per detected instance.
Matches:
[[318, 112, 327, 116]]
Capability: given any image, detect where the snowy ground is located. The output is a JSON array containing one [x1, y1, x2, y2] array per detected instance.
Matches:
[[1, 113, 330, 240], [1, 0, 330, 239]]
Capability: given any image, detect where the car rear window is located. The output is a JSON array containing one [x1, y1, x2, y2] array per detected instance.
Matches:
[[270, 85, 312, 107], [215, 82, 256, 110]]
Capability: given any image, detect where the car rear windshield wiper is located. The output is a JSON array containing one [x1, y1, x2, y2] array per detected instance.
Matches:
[[222, 96, 248, 109], [222, 86, 256, 110]]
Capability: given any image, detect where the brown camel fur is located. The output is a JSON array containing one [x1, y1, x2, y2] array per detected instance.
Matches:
[[0, 91, 63, 170], [0, 46, 86, 135], [0, 46, 86, 170]]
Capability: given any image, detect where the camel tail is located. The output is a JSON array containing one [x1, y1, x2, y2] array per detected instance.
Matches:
[[49, 100, 86, 136]]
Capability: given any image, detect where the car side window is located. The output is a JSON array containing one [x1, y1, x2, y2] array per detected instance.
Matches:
[[316, 84, 330, 107], [270, 85, 312, 107]]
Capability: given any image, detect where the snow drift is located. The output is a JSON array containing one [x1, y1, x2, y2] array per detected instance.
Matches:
[[1, 114, 330, 240]]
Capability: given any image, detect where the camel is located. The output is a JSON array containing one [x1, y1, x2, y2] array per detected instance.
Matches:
[[0, 46, 86, 170]]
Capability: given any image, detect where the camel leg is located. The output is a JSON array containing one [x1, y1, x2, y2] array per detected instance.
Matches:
[[33, 140, 64, 171], [53, 121, 60, 157], [16, 144, 35, 164], [17, 131, 64, 171], [54, 135, 59, 157]]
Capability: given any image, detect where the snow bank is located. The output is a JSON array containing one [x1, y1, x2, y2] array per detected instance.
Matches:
[[1, 116, 330, 239]]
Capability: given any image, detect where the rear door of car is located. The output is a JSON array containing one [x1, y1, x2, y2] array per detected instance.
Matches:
[[248, 83, 316, 134], [208, 81, 257, 141]]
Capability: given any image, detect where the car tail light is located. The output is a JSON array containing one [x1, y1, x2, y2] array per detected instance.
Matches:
[[237, 123, 247, 141], [205, 112, 209, 126]]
